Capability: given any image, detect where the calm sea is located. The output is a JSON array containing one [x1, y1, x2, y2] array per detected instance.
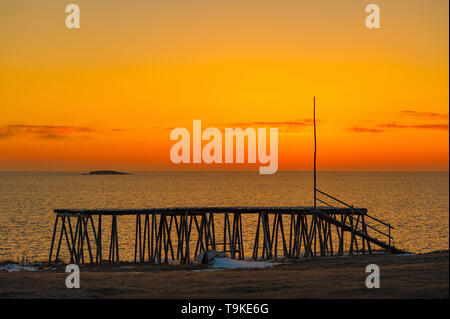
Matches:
[[0, 171, 448, 261]]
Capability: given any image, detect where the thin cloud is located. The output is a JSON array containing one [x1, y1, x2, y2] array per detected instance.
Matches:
[[348, 127, 384, 133], [348, 109, 449, 133], [38, 134, 69, 140], [0, 124, 124, 140], [348, 122, 448, 133], [378, 123, 449, 130], [220, 119, 314, 126], [214, 119, 318, 132], [399, 110, 449, 120], [164, 119, 318, 133]]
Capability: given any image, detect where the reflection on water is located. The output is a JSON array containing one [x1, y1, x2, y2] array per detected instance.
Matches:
[[0, 171, 448, 261]]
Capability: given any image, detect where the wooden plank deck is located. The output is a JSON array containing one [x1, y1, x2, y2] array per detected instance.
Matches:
[[54, 206, 368, 216]]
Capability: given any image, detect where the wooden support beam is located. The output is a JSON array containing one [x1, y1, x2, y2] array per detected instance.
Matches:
[[252, 213, 261, 260], [49, 215, 59, 263]]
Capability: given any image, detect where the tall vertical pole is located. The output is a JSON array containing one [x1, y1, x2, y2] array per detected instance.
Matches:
[[313, 96, 317, 208]]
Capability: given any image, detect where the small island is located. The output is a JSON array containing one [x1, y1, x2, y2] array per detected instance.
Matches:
[[84, 170, 131, 175]]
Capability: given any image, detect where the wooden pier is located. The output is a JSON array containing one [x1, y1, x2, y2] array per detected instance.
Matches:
[[49, 194, 405, 265], [49, 98, 406, 265]]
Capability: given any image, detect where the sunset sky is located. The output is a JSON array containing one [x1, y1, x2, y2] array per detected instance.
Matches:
[[0, 0, 448, 171]]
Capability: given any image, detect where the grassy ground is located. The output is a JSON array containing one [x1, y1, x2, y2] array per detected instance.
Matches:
[[0, 251, 448, 299]]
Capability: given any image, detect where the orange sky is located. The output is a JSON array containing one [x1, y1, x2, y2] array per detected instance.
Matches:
[[0, 0, 448, 171]]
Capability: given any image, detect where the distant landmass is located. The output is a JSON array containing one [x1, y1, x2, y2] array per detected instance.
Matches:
[[84, 170, 131, 175]]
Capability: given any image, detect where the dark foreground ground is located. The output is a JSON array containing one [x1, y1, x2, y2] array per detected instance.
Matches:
[[0, 251, 448, 298]]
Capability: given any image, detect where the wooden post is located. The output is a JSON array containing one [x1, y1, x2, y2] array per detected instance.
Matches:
[[278, 214, 288, 257], [97, 215, 102, 263], [109, 215, 114, 262], [261, 213, 272, 260], [151, 213, 156, 263], [49, 215, 59, 263], [185, 212, 190, 263], [252, 213, 261, 260], [313, 96, 317, 208], [388, 224, 391, 254], [87, 215, 99, 264], [209, 213, 216, 251], [223, 213, 228, 254], [238, 213, 244, 259], [54, 215, 65, 261], [134, 214, 140, 263]]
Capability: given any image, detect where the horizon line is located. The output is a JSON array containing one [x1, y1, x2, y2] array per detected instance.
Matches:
[[0, 169, 448, 173]]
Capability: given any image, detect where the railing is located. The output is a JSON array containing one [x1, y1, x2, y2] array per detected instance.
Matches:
[[314, 187, 394, 252]]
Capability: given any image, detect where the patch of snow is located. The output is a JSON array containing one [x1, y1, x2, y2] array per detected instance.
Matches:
[[211, 258, 277, 269], [0, 264, 39, 272]]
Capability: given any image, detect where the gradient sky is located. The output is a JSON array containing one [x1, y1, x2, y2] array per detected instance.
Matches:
[[0, 0, 448, 171]]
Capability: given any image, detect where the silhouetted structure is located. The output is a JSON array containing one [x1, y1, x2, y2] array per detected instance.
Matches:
[[49, 98, 404, 265], [49, 202, 403, 264]]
